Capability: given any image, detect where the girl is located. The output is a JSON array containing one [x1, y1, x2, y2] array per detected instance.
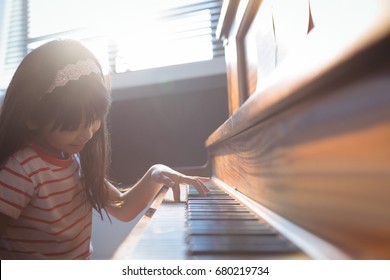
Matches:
[[0, 39, 209, 259]]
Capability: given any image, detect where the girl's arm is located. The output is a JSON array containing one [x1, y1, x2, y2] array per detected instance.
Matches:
[[105, 164, 210, 222]]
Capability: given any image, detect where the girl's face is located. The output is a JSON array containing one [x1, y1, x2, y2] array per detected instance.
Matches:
[[38, 118, 101, 158]]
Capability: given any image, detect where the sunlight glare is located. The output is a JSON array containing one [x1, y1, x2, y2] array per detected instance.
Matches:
[[28, 0, 214, 73], [113, 9, 213, 71]]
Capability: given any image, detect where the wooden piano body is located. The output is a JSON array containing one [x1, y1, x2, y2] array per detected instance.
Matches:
[[113, 0, 390, 260]]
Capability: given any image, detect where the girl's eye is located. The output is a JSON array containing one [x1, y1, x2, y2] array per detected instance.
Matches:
[[60, 119, 100, 132], [61, 124, 80, 131]]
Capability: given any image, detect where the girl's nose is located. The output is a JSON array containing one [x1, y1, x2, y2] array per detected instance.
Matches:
[[81, 126, 94, 142]]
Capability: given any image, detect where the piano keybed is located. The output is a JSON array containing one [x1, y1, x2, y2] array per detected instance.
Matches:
[[112, 182, 308, 259]]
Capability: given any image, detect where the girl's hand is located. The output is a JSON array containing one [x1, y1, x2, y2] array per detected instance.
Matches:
[[150, 164, 210, 202]]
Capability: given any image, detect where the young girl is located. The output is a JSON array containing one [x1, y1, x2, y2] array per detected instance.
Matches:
[[0, 39, 209, 259]]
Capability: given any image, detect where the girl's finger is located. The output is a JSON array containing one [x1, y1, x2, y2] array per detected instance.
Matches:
[[191, 178, 210, 196], [198, 177, 211, 182], [172, 183, 181, 202]]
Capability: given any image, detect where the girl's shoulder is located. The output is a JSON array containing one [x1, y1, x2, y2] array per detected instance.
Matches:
[[10, 145, 75, 170], [1, 146, 41, 178], [9, 146, 40, 165]]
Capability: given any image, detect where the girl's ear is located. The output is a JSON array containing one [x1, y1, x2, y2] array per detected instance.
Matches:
[[26, 119, 39, 130]]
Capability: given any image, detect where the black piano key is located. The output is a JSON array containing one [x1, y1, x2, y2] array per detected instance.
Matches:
[[187, 216, 277, 237], [188, 227, 277, 235], [187, 204, 245, 208], [188, 219, 269, 228], [189, 235, 289, 245], [188, 235, 298, 255], [187, 200, 240, 205], [188, 196, 234, 200], [189, 223, 271, 228], [187, 204, 240, 208], [187, 204, 247, 209], [187, 213, 258, 220], [188, 208, 250, 213], [188, 192, 228, 197]]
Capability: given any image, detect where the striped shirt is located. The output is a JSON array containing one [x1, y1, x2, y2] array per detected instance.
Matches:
[[0, 145, 92, 259]]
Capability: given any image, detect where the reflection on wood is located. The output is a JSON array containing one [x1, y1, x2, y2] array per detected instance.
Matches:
[[210, 70, 390, 259], [212, 0, 390, 259]]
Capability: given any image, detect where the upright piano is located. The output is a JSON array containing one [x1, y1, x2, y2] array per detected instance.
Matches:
[[112, 0, 390, 260]]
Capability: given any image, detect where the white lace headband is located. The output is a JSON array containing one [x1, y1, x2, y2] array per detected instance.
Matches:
[[46, 58, 102, 93]]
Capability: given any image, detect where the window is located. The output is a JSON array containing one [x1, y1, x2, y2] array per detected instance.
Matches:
[[0, 0, 224, 91]]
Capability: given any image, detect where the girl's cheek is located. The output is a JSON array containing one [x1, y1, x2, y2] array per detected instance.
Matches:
[[92, 120, 101, 133]]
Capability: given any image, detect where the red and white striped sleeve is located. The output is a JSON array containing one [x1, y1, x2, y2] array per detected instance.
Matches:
[[0, 156, 35, 219]]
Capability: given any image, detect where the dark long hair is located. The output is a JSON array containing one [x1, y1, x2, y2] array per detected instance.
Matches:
[[0, 39, 112, 218]]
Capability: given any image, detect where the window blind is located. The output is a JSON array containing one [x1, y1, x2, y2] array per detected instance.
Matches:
[[0, 0, 224, 90], [0, 0, 28, 90]]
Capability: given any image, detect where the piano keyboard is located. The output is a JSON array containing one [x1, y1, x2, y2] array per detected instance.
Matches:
[[186, 185, 305, 259], [112, 182, 308, 259]]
